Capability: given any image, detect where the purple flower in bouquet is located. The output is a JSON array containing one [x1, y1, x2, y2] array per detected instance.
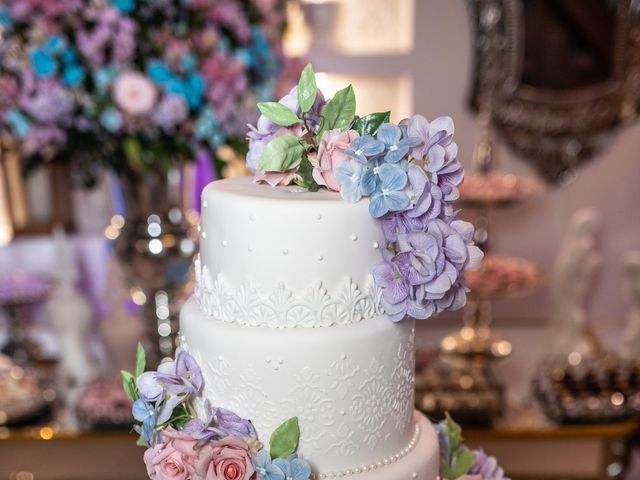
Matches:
[[216, 407, 258, 439], [371, 258, 410, 322], [20, 81, 74, 124], [183, 401, 257, 447], [152, 95, 188, 131], [468, 449, 509, 480]]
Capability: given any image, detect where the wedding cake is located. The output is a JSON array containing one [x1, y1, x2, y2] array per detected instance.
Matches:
[[182, 176, 437, 478], [124, 65, 491, 480]]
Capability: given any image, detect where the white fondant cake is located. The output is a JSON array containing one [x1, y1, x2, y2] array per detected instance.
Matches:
[[181, 176, 439, 479]]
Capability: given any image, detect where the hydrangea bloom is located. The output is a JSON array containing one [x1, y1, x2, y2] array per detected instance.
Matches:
[[469, 449, 509, 480], [252, 450, 285, 480], [273, 455, 312, 480]]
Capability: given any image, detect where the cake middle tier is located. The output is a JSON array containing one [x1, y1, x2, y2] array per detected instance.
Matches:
[[196, 177, 386, 328], [180, 297, 417, 475]]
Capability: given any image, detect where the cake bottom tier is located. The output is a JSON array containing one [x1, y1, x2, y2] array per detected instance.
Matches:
[[315, 411, 439, 480]]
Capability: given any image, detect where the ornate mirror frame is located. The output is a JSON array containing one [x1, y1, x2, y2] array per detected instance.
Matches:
[[467, 0, 640, 183]]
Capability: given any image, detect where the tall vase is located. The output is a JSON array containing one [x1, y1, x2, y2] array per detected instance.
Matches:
[[114, 166, 198, 365]]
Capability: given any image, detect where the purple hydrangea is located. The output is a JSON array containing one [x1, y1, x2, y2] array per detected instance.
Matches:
[[182, 400, 257, 447], [136, 347, 203, 425], [372, 219, 482, 321], [152, 94, 188, 131], [469, 449, 509, 480]]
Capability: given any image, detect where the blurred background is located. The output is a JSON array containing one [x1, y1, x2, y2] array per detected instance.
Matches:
[[1, 0, 640, 479]]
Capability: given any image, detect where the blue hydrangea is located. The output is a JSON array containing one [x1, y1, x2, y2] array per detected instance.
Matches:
[[253, 450, 285, 480], [343, 136, 384, 164], [335, 160, 367, 203], [273, 455, 312, 480], [376, 123, 422, 163], [368, 163, 410, 218], [132, 399, 155, 445], [93, 66, 118, 93]]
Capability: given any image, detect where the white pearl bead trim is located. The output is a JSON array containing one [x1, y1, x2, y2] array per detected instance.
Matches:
[[311, 423, 420, 479]]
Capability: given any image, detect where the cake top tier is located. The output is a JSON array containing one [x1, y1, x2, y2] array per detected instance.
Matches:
[[196, 176, 385, 327]]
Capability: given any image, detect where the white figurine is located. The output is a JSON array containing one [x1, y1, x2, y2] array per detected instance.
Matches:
[[621, 252, 640, 360], [46, 226, 98, 422], [548, 207, 603, 359]]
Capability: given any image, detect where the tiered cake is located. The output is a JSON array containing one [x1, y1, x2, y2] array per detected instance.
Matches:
[[181, 177, 439, 478]]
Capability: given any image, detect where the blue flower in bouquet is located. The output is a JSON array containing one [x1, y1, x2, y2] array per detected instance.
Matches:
[[132, 399, 156, 445], [4, 110, 31, 138], [376, 123, 421, 163], [369, 163, 410, 218], [114, 0, 135, 14], [183, 73, 205, 110], [335, 160, 367, 203], [342, 136, 384, 164], [253, 450, 285, 480], [31, 49, 57, 78], [195, 107, 219, 141], [45, 35, 68, 55], [0, 7, 12, 27], [100, 108, 122, 132], [273, 455, 312, 480], [63, 64, 85, 87], [93, 66, 118, 92], [180, 54, 198, 73], [149, 61, 173, 85]]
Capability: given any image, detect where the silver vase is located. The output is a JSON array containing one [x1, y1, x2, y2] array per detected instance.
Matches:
[[114, 167, 198, 365]]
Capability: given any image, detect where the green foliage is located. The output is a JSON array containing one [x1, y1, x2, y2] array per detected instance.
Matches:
[[297, 64, 317, 114], [294, 154, 320, 192], [441, 413, 477, 480], [353, 111, 390, 136], [135, 342, 146, 378], [269, 417, 300, 459], [257, 102, 301, 126], [318, 85, 356, 136], [259, 135, 305, 172], [120, 370, 139, 402]]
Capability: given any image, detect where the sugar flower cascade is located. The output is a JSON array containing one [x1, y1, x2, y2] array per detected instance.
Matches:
[[122, 344, 311, 480], [247, 64, 483, 322]]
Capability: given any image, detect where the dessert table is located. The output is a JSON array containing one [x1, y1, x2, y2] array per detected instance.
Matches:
[[1, 420, 637, 480]]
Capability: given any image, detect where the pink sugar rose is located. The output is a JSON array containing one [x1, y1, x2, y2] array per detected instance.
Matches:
[[194, 436, 255, 480], [144, 428, 198, 480], [311, 129, 359, 191]]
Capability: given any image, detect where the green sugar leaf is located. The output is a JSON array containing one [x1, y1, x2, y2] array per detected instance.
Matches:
[[269, 417, 300, 459], [297, 64, 317, 114], [319, 85, 356, 136], [353, 111, 391, 136], [257, 102, 300, 126], [120, 370, 139, 402], [135, 342, 146, 378], [259, 135, 305, 172]]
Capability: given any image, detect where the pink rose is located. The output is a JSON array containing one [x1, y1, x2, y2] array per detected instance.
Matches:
[[194, 436, 255, 480], [144, 428, 198, 480], [311, 129, 360, 191], [113, 71, 157, 115]]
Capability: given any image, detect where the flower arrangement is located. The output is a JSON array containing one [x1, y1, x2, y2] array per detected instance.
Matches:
[[436, 414, 509, 480], [0, 0, 285, 179], [246, 64, 483, 322], [122, 344, 312, 480]]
